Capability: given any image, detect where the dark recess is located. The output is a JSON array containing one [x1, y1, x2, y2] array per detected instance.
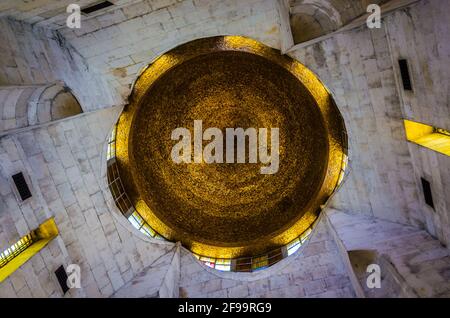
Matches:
[[12, 172, 32, 201], [81, 1, 114, 14], [55, 265, 70, 294], [421, 177, 434, 210], [399, 59, 413, 91]]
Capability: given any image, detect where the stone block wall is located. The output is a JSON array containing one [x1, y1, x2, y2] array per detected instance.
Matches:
[[0, 17, 120, 111], [0, 83, 83, 133], [289, 16, 424, 227], [57, 0, 281, 102], [179, 217, 355, 298], [328, 209, 450, 297], [288, 0, 450, 247], [0, 0, 449, 298], [384, 0, 450, 247], [0, 107, 175, 297], [113, 244, 181, 298]]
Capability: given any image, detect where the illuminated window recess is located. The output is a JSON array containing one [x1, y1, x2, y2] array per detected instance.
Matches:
[[0, 218, 59, 282], [404, 120, 450, 156]]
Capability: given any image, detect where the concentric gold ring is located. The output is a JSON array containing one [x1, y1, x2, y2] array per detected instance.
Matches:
[[115, 36, 346, 258]]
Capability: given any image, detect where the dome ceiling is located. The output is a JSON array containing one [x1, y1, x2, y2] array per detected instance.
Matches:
[[114, 36, 347, 258]]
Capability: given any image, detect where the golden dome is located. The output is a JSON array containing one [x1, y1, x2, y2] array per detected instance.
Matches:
[[115, 36, 347, 258]]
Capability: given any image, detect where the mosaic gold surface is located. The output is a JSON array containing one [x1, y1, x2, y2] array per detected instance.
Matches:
[[115, 36, 347, 258]]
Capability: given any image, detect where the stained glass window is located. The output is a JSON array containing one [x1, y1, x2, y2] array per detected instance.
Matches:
[[1, 218, 58, 282], [252, 255, 269, 270], [215, 259, 231, 271], [199, 256, 216, 269]]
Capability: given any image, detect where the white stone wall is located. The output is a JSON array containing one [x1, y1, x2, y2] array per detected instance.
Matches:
[[289, 18, 424, 226], [0, 108, 175, 297], [287, 0, 450, 245], [328, 209, 450, 297], [383, 0, 450, 247], [57, 0, 281, 102], [179, 217, 355, 298], [51, 0, 435, 229], [113, 243, 181, 298]]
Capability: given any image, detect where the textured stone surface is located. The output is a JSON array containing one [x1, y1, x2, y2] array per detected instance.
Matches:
[[0, 107, 175, 297], [179, 217, 356, 298], [328, 209, 450, 297], [0, 0, 449, 298], [384, 0, 450, 248], [0, 17, 120, 111], [113, 244, 181, 298]]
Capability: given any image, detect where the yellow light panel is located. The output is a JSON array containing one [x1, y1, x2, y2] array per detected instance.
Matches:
[[0, 218, 59, 282], [404, 119, 450, 156]]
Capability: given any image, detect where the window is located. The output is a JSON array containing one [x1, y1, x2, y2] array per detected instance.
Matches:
[[300, 228, 312, 243], [140, 223, 156, 237], [107, 125, 117, 160], [404, 119, 450, 157], [128, 211, 144, 230], [421, 178, 434, 210], [398, 59, 413, 91], [81, 1, 114, 14], [193, 255, 231, 271], [193, 226, 315, 272], [12, 172, 32, 201], [107, 158, 134, 215], [252, 255, 269, 271], [55, 265, 70, 294], [0, 234, 33, 268], [107, 124, 164, 241], [0, 218, 59, 282], [337, 154, 348, 186], [287, 238, 301, 256], [199, 256, 216, 269], [267, 249, 283, 266], [127, 211, 162, 240], [215, 259, 231, 271]]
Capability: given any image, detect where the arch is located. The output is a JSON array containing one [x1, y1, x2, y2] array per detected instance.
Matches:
[[0, 83, 83, 133], [288, 0, 390, 44]]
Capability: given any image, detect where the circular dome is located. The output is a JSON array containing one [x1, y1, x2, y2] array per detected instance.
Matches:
[[114, 36, 346, 258]]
